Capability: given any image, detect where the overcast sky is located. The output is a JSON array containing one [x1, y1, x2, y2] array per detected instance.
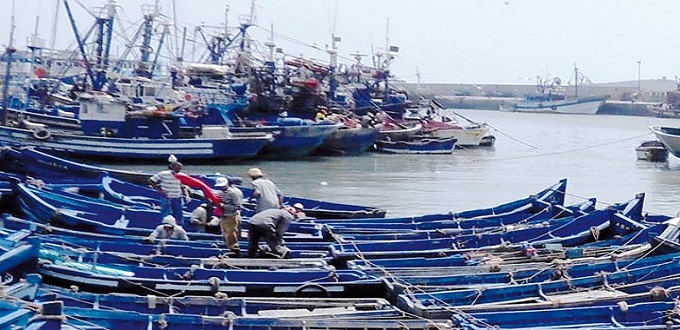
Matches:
[[3, 0, 679, 85]]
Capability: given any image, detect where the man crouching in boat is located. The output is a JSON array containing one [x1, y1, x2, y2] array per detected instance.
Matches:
[[247, 203, 304, 258], [145, 215, 189, 243]]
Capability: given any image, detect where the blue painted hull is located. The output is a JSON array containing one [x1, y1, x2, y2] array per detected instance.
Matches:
[[328, 194, 645, 260], [373, 137, 457, 154], [37, 261, 385, 298], [315, 126, 380, 155], [231, 123, 342, 158], [455, 301, 680, 329], [0, 125, 271, 161], [14, 183, 325, 241]]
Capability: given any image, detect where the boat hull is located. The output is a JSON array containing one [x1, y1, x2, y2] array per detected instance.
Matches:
[[374, 137, 456, 154], [0, 126, 271, 161], [650, 126, 680, 158], [501, 96, 607, 115], [315, 126, 379, 155], [231, 123, 341, 158]]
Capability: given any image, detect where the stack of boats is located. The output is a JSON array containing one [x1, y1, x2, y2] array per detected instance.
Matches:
[[0, 148, 679, 328]]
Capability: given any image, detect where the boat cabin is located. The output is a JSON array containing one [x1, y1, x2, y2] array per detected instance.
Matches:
[[79, 93, 180, 139]]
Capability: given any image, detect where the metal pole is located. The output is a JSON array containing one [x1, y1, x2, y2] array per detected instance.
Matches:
[[637, 60, 642, 93]]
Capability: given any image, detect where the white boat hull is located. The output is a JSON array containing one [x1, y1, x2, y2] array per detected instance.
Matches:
[[650, 126, 680, 159], [429, 125, 491, 146], [501, 97, 607, 115]]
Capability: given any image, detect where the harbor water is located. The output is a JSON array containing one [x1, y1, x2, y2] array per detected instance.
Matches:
[[106, 109, 680, 218]]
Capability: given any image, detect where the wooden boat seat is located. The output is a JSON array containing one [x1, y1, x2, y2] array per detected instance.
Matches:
[[544, 289, 628, 305], [257, 306, 360, 317]]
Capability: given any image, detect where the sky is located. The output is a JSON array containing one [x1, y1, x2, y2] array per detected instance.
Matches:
[[2, 0, 679, 85]]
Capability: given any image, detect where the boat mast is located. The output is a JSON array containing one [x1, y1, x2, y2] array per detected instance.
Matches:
[[327, 34, 340, 102], [574, 65, 579, 98], [26, 16, 45, 110], [62, 0, 98, 90], [1, 0, 17, 126], [50, 0, 61, 50]]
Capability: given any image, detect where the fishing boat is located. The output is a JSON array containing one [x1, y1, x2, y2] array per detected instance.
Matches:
[[454, 301, 680, 329], [0, 229, 39, 274], [0, 146, 149, 184], [397, 255, 680, 318], [635, 140, 668, 162], [314, 124, 380, 155], [1, 214, 332, 259], [44, 174, 386, 220], [309, 178, 569, 229], [37, 259, 385, 298], [324, 198, 596, 240], [0, 93, 274, 162], [373, 136, 456, 154], [0, 146, 387, 219], [36, 283, 407, 319], [498, 69, 608, 115], [500, 95, 608, 115], [403, 100, 493, 147], [328, 194, 646, 261], [13, 182, 326, 242]]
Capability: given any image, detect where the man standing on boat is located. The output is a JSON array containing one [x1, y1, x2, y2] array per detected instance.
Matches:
[[247, 204, 304, 258], [214, 176, 243, 256], [247, 168, 283, 214], [149, 160, 186, 225]]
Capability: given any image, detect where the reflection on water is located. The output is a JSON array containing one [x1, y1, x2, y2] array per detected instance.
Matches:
[[107, 110, 680, 218]]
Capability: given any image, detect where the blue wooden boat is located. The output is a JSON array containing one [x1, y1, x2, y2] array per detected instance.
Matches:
[[313, 178, 568, 226], [5, 274, 442, 330], [0, 299, 62, 330], [230, 118, 344, 159], [38, 240, 330, 269], [0, 94, 274, 162], [397, 255, 680, 318], [36, 282, 397, 318], [454, 301, 680, 329], [45, 304, 443, 330], [0, 146, 149, 184], [95, 175, 387, 220], [324, 198, 596, 238], [329, 194, 645, 261], [314, 125, 380, 155], [0, 146, 387, 219], [0, 229, 39, 274], [14, 182, 325, 241], [348, 222, 658, 271], [37, 259, 384, 298], [383, 247, 680, 292], [373, 136, 457, 154], [1, 214, 332, 258]]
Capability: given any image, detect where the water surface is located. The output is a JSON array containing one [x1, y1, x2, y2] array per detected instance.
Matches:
[[106, 109, 680, 218]]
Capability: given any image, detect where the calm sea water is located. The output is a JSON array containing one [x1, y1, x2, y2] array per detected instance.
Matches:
[[105, 109, 680, 218]]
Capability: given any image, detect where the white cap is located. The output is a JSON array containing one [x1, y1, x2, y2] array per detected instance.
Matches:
[[162, 215, 176, 225], [247, 168, 263, 177], [292, 203, 304, 210], [214, 177, 229, 187]]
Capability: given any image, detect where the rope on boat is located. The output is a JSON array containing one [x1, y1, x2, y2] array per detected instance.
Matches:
[[341, 238, 499, 329], [482, 131, 654, 162]]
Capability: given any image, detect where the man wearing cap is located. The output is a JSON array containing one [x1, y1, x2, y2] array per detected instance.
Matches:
[[145, 215, 189, 243], [149, 161, 185, 225], [215, 176, 243, 256], [247, 168, 283, 214], [247, 203, 303, 258]]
